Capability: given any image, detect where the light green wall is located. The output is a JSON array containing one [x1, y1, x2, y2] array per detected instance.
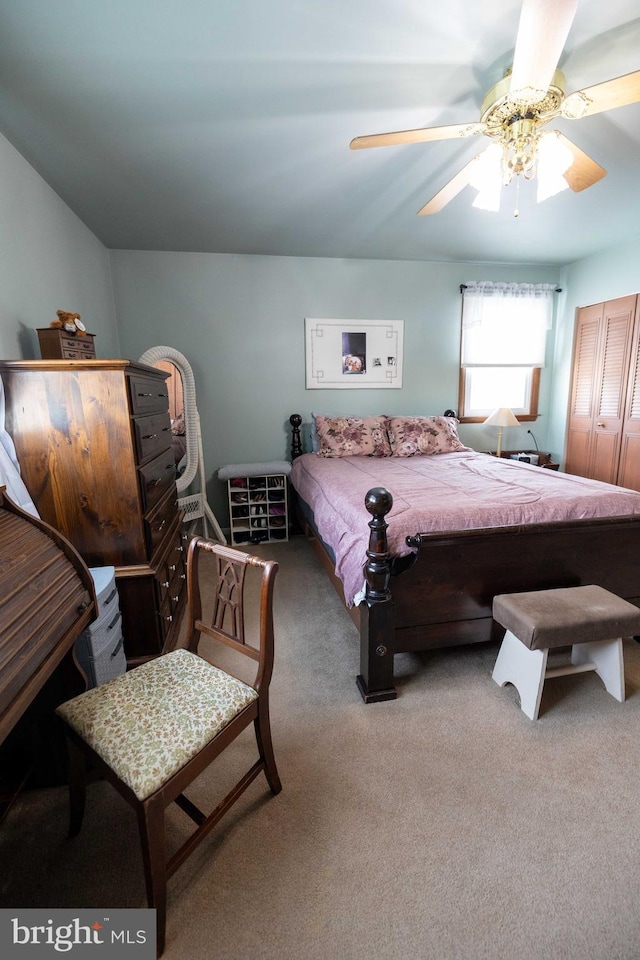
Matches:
[[0, 132, 119, 360], [8, 126, 636, 531], [110, 251, 560, 522], [547, 236, 640, 464]]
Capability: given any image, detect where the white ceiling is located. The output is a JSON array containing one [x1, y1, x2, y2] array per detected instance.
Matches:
[[0, 0, 639, 265]]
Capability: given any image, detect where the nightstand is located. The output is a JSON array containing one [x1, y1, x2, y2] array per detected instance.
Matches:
[[218, 461, 291, 545], [499, 449, 559, 470]]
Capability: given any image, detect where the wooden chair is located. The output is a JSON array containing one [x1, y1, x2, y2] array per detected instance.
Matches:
[[55, 538, 281, 956]]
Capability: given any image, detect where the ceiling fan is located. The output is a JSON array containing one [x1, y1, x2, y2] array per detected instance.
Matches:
[[350, 0, 640, 214]]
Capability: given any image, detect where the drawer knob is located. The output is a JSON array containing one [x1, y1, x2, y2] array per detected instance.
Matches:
[[162, 580, 170, 588], [164, 614, 173, 623], [169, 563, 176, 572]]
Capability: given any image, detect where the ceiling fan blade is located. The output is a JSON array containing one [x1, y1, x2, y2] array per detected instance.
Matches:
[[556, 133, 607, 192], [509, 0, 579, 103], [417, 155, 482, 215], [565, 70, 640, 118], [350, 122, 485, 150]]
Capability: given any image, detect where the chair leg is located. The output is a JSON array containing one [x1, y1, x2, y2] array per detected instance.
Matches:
[[254, 704, 282, 795], [492, 630, 548, 720], [137, 801, 168, 957], [66, 739, 87, 838], [572, 638, 625, 702]]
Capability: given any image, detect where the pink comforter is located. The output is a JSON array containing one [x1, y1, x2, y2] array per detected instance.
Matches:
[[290, 451, 640, 605]]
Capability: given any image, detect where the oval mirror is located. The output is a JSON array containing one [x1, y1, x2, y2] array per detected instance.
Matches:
[[138, 346, 225, 542]]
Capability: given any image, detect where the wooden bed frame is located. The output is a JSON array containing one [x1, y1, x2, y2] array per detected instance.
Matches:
[[288, 414, 640, 703]]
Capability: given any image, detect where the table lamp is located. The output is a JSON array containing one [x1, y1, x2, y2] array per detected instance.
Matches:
[[484, 407, 519, 457]]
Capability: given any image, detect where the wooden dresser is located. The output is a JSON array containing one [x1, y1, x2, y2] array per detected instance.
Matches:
[[0, 359, 188, 665]]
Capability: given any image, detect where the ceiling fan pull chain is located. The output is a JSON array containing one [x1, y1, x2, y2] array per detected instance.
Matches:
[[514, 178, 520, 218]]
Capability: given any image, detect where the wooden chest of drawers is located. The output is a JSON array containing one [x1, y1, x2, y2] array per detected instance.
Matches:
[[37, 327, 97, 359], [0, 359, 187, 664]]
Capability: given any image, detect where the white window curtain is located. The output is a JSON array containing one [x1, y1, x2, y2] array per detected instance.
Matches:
[[461, 281, 556, 367]]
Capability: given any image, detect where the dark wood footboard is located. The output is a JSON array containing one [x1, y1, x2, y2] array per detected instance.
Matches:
[[288, 415, 640, 702], [359, 496, 640, 701]]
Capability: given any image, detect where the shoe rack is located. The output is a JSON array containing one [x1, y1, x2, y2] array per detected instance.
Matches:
[[227, 472, 288, 545]]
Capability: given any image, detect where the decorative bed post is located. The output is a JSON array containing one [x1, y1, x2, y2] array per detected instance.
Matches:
[[357, 487, 397, 703], [289, 414, 303, 460]]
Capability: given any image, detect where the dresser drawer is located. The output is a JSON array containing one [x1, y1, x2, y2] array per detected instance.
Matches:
[[61, 347, 91, 359], [60, 336, 95, 356], [134, 412, 172, 465], [138, 447, 176, 512], [128, 373, 170, 416], [157, 559, 186, 615], [156, 526, 188, 636], [145, 486, 180, 558], [167, 531, 188, 588]]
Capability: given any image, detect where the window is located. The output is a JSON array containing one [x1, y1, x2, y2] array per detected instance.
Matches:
[[458, 281, 556, 422]]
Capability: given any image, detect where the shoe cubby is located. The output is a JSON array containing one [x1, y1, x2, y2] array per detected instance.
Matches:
[[227, 471, 289, 546]]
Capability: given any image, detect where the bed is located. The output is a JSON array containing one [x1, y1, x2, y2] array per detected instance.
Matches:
[[288, 413, 640, 702]]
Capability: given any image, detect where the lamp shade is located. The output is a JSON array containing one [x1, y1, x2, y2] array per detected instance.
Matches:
[[483, 407, 520, 428]]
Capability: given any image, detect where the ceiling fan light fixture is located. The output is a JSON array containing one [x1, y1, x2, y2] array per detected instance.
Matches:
[[536, 131, 573, 202], [501, 118, 539, 184], [472, 188, 502, 213], [353, 2, 632, 217], [469, 144, 503, 211]]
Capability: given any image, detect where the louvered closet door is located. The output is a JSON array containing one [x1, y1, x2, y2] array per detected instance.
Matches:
[[565, 302, 602, 478], [565, 295, 637, 483], [617, 296, 640, 490], [590, 296, 636, 484]]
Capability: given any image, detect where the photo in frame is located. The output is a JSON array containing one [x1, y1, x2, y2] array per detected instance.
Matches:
[[305, 318, 404, 389]]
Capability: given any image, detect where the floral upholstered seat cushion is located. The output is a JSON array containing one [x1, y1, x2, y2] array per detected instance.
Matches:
[[55, 649, 258, 801]]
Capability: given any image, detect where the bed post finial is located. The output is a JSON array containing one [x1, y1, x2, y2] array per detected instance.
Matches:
[[357, 486, 397, 703], [363, 487, 393, 601], [289, 414, 303, 460]]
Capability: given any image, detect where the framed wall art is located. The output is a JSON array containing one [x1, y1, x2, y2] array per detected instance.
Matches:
[[305, 318, 404, 389]]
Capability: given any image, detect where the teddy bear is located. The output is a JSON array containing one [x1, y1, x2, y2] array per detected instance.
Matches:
[[50, 310, 87, 336]]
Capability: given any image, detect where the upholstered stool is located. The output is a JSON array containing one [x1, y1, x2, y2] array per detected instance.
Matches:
[[492, 585, 640, 720]]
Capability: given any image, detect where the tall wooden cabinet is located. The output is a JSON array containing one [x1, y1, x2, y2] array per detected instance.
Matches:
[[565, 294, 640, 490], [0, 359, 188, 665]]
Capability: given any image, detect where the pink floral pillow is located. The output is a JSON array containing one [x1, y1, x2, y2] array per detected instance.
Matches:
[[386, 416, 468, 457], [314, 415, 392, 458]]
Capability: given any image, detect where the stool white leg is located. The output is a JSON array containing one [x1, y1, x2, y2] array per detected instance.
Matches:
[[492, 631, 548, 720], [571, 638, 625, 702]]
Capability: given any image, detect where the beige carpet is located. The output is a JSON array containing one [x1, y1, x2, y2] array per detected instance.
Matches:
[[2, 534, 640, 960]]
